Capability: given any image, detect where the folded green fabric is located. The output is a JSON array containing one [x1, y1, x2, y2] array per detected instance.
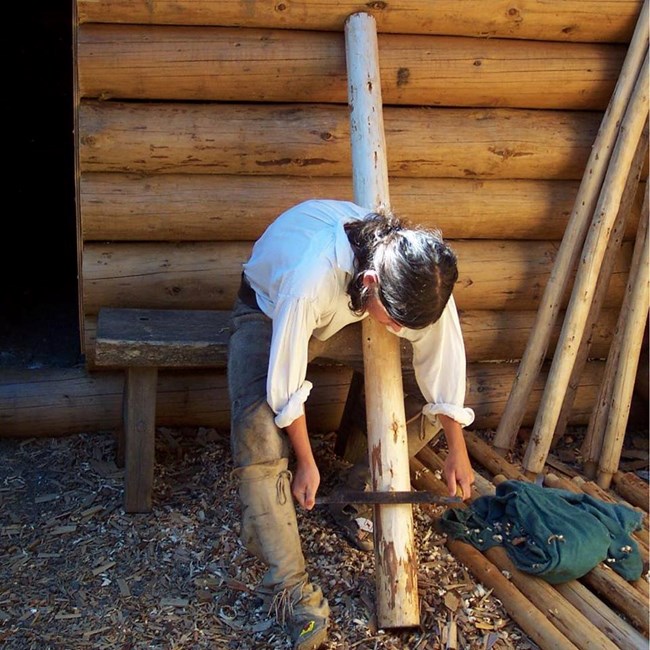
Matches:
[[439, 479, 643, 584]]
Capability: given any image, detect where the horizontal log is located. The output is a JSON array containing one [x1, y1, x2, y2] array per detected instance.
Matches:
[[555, 580, 648, 650], [582, 565, 650, 636], [78, 101, 601, 180], [80, 240, 632, 313], [0, 366, 352, 439], [77, 25, 625, 110], [612, 471, 650, 511], [76, 0, 642, 44], [80, 173, 644, 242], [466, 361, 605, 431], [82, 308, 618, 368], [0, 360, 607, 439]]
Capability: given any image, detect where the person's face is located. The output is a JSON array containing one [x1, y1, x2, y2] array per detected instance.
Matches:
[[362, 272, 402, 332]]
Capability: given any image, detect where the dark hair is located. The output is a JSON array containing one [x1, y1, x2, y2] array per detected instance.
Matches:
[[344, 211, 458, 329]]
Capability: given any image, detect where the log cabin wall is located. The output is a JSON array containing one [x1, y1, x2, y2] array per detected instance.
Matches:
[[74, 0, 645, 432]]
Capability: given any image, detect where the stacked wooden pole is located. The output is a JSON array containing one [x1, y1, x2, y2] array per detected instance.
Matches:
[[492, 0, 649, 474], [345, 12, 419, 628], [411, 439, 650, 649]]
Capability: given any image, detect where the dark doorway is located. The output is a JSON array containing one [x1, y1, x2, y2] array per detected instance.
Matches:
[[2, 2, 81, 368]]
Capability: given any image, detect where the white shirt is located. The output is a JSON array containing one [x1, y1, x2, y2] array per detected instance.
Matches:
[[243, 199, 475, 429]]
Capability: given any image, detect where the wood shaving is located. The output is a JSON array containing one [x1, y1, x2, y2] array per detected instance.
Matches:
[[0, 428, 550, 649]]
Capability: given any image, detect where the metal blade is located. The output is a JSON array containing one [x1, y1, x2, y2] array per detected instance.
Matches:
[[315, 489, 462, 506]]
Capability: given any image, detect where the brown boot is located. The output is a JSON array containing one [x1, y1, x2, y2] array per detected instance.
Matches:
[[233, 459, 330, 649]]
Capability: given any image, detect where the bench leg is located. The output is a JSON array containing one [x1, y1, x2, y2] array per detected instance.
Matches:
[[123, 366, 158, 513]]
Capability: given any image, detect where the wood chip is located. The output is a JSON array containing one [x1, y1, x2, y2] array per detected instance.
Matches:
[[0, 427, 605, 649]]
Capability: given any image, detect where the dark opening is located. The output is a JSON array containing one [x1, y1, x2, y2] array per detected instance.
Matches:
[[1, 2, 81, 368]]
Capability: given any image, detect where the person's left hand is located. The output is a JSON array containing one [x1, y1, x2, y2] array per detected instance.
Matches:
[[292, 458, 321, 510], [443, 445, 474, 501]]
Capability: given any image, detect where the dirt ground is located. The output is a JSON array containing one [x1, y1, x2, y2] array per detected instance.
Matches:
[[0, 427, 548, 650]]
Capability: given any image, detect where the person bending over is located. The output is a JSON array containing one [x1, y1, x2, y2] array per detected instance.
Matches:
[[227, 199, 475, 650]]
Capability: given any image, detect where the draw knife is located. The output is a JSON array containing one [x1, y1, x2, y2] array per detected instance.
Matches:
[[315, 490, 461, 506]]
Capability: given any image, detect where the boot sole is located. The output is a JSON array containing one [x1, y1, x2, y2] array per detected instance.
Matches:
[[292, 620, 328, 650]]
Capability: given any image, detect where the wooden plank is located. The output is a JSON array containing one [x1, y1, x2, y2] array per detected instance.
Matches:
[[77, 25, 625, 110], [78, 101, 601, 180], [80, 240, 633, 313], [95, 308, 232, 367], [76, 0, 642, 44], [79, 173, 644, 242]]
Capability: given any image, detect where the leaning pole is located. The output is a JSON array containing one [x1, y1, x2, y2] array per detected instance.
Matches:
[[344, 12, 420, 629]]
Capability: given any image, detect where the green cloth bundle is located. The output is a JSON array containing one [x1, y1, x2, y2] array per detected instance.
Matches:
[[439, 479, 643, 584]]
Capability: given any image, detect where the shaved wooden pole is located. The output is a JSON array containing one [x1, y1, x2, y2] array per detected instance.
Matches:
[[550, 129, 648, 449], [345, 12, 419, 628], [416, 446, 650, 646], [522, 53, 649, 478], [583, 188, 649, 478], [492, 0, 649, 456], [596, 194, 649, 489]]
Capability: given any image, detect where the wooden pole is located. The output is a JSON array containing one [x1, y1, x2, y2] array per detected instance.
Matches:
[[596, 193, 649, 489], [491, 0, 649, 455], [445, 538, 583, 650], [550, 129, 648, 449], [584, 187, 649, 479], [411, 455, 629, 650], [409, 458, 582, 650], [612, 471, 650, 511], [522, 53, 649, 478], [345, 12, 419, 628]]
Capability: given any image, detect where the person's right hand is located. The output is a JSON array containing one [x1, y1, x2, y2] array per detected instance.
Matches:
[[291, 458, 321, 510]]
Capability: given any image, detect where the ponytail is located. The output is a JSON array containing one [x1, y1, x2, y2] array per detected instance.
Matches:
[[345, 211, 458, 329]]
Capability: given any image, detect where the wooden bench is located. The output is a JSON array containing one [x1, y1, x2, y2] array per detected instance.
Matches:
[[94, 307, 422, 513], [95, 307, 233, 513]]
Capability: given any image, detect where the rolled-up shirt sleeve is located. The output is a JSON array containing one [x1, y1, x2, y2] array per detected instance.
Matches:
[[405, 296, 475, 427], [267, 295, 318, 428]]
